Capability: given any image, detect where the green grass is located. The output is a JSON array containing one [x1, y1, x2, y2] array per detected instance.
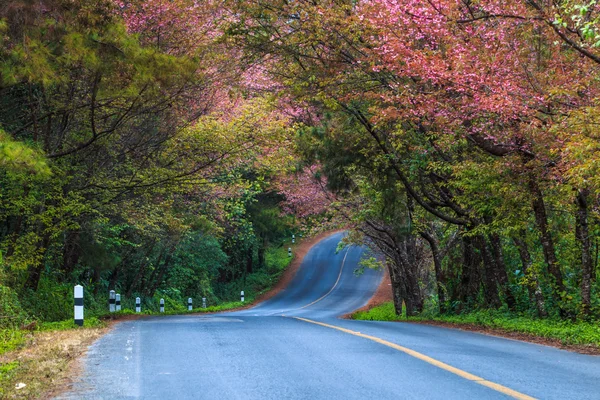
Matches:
[[265, 246, 293, 274], [0, 317, 107, 357], [0, 361, 20, 392], [101, 301, 248, 317], [352, 302, 600, 347], [0, 329, 27, 355], [352, 302, 399, 321], [38, 317, 105, 331]]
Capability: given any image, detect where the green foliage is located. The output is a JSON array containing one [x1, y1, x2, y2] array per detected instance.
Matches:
[[0, 129, 50, 176], [0, 360, 20, 395], [353, 302, 600, 347], [0, 330, 27, 355], [37, 317, 104, 331], [264, 246, 293, 275], [0, 360, 19, 374], [0, 285, 29, 329], [352, 302, 399, 321], [19, 280, 73, 323]]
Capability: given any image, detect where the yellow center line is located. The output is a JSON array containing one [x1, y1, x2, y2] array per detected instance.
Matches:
[[293, 317, 537, 400], [294, 248, 349, 310]]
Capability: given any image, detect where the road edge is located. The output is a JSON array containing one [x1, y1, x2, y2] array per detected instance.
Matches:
[[45, 230, 345, 398]]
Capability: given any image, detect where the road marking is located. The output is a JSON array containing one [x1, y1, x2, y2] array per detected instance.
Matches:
[[293, 317, 536, 400], [295, 248, 350, 310]]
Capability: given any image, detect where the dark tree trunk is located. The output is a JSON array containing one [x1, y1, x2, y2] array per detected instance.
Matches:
[[488, 234, 516, 310], [575, 188, 592, 316], [125, 242, 156, 297], [258, 238, 266, 269], [6, 215, 22, 258], [92, 265, 101, 295], [144, 249, 166, 295], [478, 235, 502, 308], [246, 246, 253, 274], [420, 231, 446, 313], [126, 261, 147, 297], [529, 178, 565, 299], [388, 262, 405, 316], [148, 246, 176, 297], [456, 236, 482, 309], [25, 233, 51, 290], [513, 236, 547, 317], [62, 230, 80, 277], [402, 235, 423, 315], [108, 267, 119, 291]]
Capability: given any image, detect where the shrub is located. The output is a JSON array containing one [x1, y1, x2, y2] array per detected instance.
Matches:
[[0, 285, 28, 329]]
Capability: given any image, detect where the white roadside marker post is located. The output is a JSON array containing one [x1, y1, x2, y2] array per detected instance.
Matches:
[[292, 234, 295, 244], [74, 285, 84, 327], [160, 298, 165, 313], [109, 290, 116, 312], [188, 298, 193, 311], [135, 297, 141, 313], [202, 297, 207, 308], [115, 294, 121, 311], [288, 247, 292, 257], [241, 291, 245, 302]]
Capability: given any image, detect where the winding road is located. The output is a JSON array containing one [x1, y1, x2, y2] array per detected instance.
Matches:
[[59, 232, 600, 399]]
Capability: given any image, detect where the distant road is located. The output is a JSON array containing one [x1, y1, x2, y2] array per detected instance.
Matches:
[[59, 232, 600, 399]]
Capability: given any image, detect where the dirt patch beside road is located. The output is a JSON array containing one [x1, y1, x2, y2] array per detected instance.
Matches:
[[1, 326, 109, 399]]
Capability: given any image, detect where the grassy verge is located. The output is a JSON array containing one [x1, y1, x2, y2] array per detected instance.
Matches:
[[0, 319, 108, 399], [0, 303, 257, 398], [352, 302, 600, 350]]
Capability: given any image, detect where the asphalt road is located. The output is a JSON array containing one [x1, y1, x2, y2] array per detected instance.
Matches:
[[59, 232, 600, 400]]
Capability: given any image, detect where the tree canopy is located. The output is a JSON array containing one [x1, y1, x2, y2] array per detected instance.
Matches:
[[2, 0, 600, 322]]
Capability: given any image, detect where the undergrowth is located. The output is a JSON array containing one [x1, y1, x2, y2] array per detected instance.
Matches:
[[352, 302, 600, 347]]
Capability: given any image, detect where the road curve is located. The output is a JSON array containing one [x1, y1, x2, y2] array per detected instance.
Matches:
[[235, 231, 383, 318], [58, 232, 600, 400]]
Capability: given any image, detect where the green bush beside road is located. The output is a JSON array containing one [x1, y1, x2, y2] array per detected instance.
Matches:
[[352, 302, 600, 348]]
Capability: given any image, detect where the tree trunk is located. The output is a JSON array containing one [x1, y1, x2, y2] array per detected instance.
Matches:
[[92, 265, 101, 295], [513, 236, 546, 317], [108, 267, 119, 291], [420, 231, 446, 313], [455, 236, 482, 309], [478, 235, 502, 308], [395, 236, 423, 316], [148, 245, 176, 297], [575, 188, 592, 316], [388, 262, 404, 316], [62, 230, 80, 277], [258, 238, 266, 269], [529, 178, 565, 300], [488, 234, 516, 310], [25, 233, 51, 290], [246, 246, 253, 274], [144, 249, 166, 295], [125, 242, 156, 297]]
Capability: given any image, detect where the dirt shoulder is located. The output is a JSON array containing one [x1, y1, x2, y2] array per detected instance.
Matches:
[[0, 326, 109, 399]]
